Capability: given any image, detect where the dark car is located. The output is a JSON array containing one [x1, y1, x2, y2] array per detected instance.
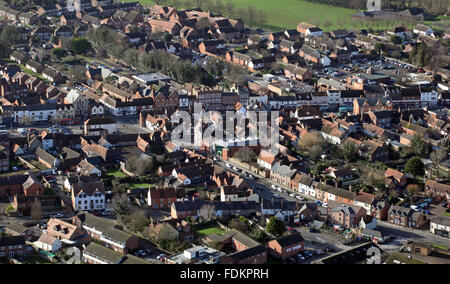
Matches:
[[309, 227, 320, 233]]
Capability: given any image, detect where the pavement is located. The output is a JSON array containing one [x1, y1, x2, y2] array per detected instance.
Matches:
[[210, 152, 450, 251], [376, 221, 450, 248], [213, 156, 309, 203]]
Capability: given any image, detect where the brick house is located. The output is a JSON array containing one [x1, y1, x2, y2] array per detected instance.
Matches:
[[385, 168, 407, 187], [372, 200, 390, 221], [425, 180, 450, 202], [0, 236, 27, 259], [267, 232, 305, 260], [207, 229, 267, 264], [0, 173, 44, 198], [4, 223, 35, 241], [270, 163, 297, 188], [387, 206, 425, 228], [159, 219, 194, 242], [327, 202, 367, 228], [284, 64, 311, 82], [147, 187, 179, 209]]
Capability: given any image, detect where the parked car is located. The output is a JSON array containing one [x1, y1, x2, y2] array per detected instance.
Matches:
[[322, 203, 328, 208], [304, 250, 313, 258], [157, 254, 166, 261], [296, 253, 305, 261], [273, 194, 281, 198], [410, 205, 420, 212], [309, 227, 320, 233], [137, 250, 147, 257]]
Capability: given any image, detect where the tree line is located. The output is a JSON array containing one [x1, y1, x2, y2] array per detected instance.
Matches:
[[154, 0, 268, 26], [85, 25, 248, 86], [300, 0, 448, 15]]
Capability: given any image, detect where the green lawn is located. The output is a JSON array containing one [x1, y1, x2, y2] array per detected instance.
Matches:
[[23, 255, 53, 264], [385, 252, 425, 264], [193, 225, 226, 236], [126, 0, 420, 31], [432, 244, 449, 251], [444, 212, 450, 218], [129, 183, 153, 189], [106, 170, 127, 178]]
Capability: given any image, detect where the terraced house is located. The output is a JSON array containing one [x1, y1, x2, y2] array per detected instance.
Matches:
[[73, 212, 139, 254], [387, 206, 425, 228]]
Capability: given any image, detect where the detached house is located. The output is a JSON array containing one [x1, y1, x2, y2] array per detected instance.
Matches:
[[384, 168, 407, 187], [71, 179, 105, 211], [267, 233, 305, 261], [328, 202, 367, 228]]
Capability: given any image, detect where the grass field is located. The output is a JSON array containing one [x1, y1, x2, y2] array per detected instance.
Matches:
[[126, 0, 423, 31], [193, 225, 226, 236]]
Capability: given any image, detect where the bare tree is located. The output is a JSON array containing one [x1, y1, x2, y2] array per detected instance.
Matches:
[[233, 147, 256, 163], [152, 223, 178, 242], [199, 203, 215, 221], [20, 115, 31, 126], [31, 197, 42, 222], [430, 149, 447, 177]]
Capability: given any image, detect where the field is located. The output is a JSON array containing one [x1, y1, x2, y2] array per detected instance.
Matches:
[[125, 0, 422, 31]]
